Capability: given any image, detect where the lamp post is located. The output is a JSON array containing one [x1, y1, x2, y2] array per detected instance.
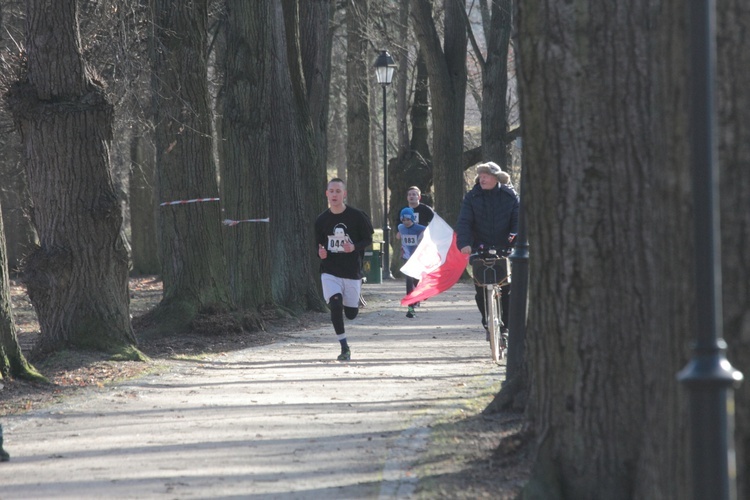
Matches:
[[374, 50, 396, 280], [677, 0, 742, 498], [506, 173, 528, 383]]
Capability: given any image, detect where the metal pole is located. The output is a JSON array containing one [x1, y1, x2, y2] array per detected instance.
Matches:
[[382, 84, 392, 279], [507, 187, 528, 382], [677, 0, 742, 498]]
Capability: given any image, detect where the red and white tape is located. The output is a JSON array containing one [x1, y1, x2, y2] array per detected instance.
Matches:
[[158, 197, 270, 227], [222, 218, 270, 226], [159, 197, 220, 207]]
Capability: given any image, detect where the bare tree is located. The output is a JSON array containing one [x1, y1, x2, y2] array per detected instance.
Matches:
[[0, 2, 37, 275], [0, 204, 42, 381], [264, 0, 327, 311], [327, 4, 348, 181], [149, 0, 233, 329], [128, 132, 159, 276], [220, 1, 274, 311], [300, 0, 334, 178], [517, 0, 693, 496], [388, 0, 434, 249], [389, 50, 433, 218], [345, 0, 372, 210], [6, 0, 139, 357], [478, 0, 512, 170], [410, 0, 467, 226]]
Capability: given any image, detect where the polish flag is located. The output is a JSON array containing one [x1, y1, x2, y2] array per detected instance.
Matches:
[[400, 214, 469, 306]]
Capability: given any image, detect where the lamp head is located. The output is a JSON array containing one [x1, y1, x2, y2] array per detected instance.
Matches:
[[374, 50, 396, 85]]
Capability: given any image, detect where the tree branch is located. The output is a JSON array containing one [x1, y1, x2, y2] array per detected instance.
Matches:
[[462, 126, 521, 170], [458, 0, 485, 72]]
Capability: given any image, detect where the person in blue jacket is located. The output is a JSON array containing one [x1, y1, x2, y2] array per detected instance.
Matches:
[[456, 162, 519, 335], [397, 207, 426, 318]]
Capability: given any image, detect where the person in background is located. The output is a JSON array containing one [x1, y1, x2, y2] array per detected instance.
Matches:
[[395, 186, 435, 307], [315, 178, 374, 361], [456, 162, 519, 336], [396, 207, 426, 318], [395, 186, 434, 229]]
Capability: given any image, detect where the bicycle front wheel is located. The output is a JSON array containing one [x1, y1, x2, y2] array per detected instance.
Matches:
[[495, 285, 506, 360], [485, 285, 500, 362]]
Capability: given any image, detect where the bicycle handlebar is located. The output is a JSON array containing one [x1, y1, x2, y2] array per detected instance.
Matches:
[[470, 246, 513, 259]]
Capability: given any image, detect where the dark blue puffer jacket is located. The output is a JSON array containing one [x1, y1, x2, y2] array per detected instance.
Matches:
[[456, 183, 519, 252]]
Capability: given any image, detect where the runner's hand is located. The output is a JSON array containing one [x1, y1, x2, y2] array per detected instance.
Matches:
[[318, 244, 327, 259]]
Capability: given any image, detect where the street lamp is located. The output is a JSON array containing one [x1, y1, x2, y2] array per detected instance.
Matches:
[[677, 0, 742, 498], [374, 50, 396, 280], [506, 178, 528, 383]]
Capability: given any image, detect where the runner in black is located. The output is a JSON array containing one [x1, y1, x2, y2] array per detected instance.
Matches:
[[315, 178, 374, 361]]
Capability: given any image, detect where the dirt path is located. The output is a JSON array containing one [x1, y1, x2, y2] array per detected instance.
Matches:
[[0, 280, 506, 499]]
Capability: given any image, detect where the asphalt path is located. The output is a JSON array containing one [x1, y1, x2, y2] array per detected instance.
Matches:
[[0, 279, 506, 499]]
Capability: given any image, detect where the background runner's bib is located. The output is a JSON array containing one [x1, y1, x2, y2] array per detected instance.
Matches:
[[401, 234, 419, 247]]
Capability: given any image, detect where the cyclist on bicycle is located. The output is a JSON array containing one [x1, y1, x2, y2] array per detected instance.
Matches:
[[456, 162, 519, 334]]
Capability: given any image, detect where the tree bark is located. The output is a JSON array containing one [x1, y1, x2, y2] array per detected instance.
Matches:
[[300, 0, 333, 179], [480, 0, 511, 171], [394, 0, 411, 156], [717, 2, 750, 498], [269, 0, 326, 311], [129, 131, 160, 276], [345, 0, 372, 210], [518, 0, 692, 497], [0, 170, 36, 275], [150, 0, 233, 327], [6, 0, 137, 356], [390, 51, 433, 218], [298, 0, 331, 272], [0, 204, 43, 381], [220, 0, 274, 311], [410, 0, 467, 228]]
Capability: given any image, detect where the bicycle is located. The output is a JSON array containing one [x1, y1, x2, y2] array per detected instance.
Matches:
[[471, 247, 511, 362]]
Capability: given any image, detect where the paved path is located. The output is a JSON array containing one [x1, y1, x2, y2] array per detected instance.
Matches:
[[0, 280, 506, 499]]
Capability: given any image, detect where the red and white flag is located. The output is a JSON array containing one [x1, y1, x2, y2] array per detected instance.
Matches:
[[400, 214, 469, 306]]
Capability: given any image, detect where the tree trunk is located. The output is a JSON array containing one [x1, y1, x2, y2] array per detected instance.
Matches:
[[345, 0, 371, 210], [410, 0, 467, 227], [0, 0, 24, 275], [409, 51, 431, 161], [295, 0, 331, 300], [388, 48, 433, 278], [220, 0, 274, 311], [0, 173, 36, 276], [6, 0, 137, 356], [268, 0, 326, 311], [481, 0, 511, 171], [394, 0, 410, 155], [390, 51, 433, 216], [300, 0, 333, 177], [518, 0, 692, 497], [717, 2, 750, 498], [150, 0, 233, 327], [128, 131, 160, 276], [0, 204, 43, 381]]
